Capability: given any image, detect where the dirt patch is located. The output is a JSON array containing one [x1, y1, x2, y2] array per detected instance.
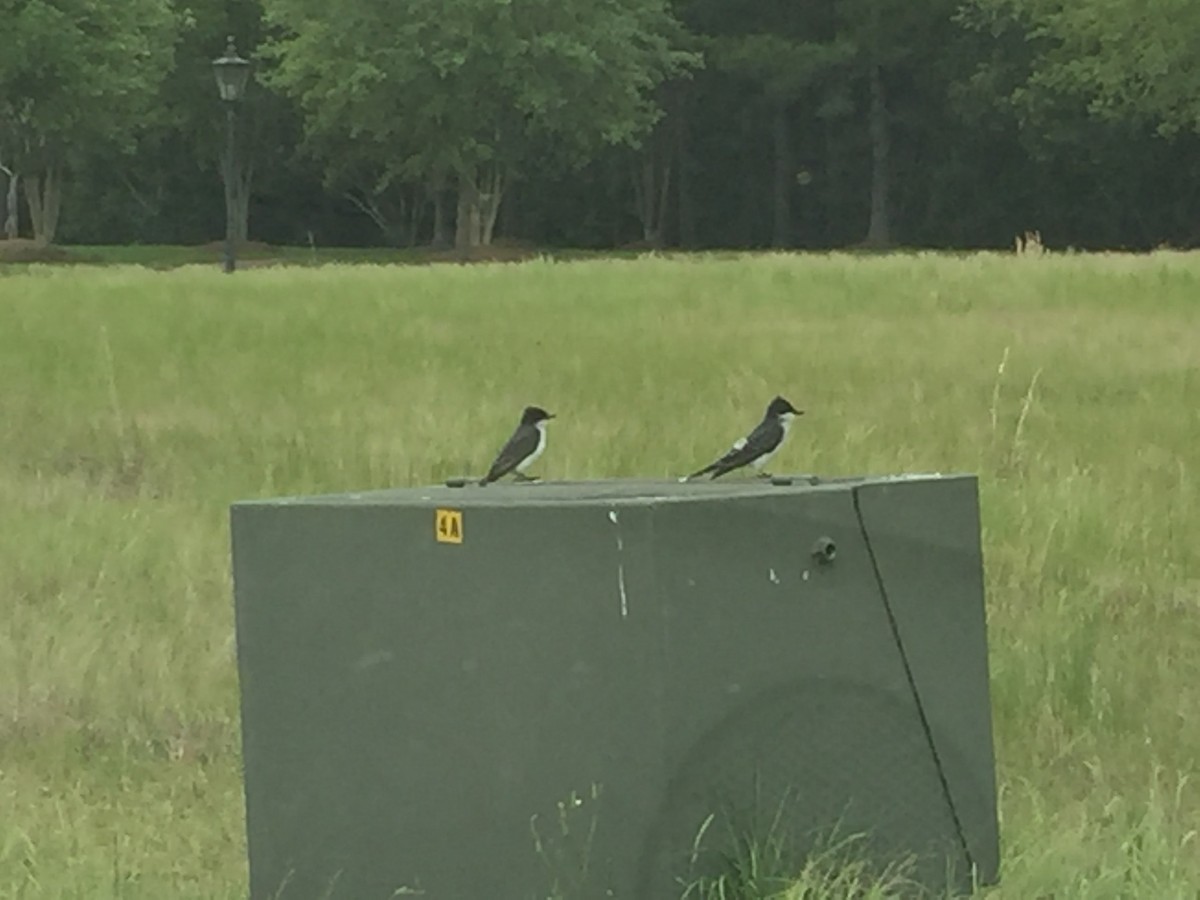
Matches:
[[194, 239, 277, 257], [420, 240, 545, 264], [616, 239, 663, 252], [233, 258, 287, 269], [0, 239, 75, 263]]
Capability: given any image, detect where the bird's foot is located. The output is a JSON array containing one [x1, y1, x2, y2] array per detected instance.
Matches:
[[514, 472, 538, 483], [756, 471, 773, 480]]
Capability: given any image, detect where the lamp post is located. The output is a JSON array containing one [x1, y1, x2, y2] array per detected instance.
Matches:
[[212, 36, 251, 274]]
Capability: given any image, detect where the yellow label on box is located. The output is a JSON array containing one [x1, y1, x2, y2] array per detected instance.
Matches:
[[435, 509, 463, 544]]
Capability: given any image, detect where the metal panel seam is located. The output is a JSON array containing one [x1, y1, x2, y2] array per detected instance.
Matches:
[[849, 485, 975, 875]]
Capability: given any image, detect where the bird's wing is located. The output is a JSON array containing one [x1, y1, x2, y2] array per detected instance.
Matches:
[[692, 418, 781, 478], [483, 425, 540, 483], [738, 417, 784, 459]]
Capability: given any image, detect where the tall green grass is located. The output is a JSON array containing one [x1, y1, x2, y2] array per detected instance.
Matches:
[[1, 252, 1197, 898]]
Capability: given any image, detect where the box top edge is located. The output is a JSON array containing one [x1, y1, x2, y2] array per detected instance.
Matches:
[[229, 472, 974, 510]]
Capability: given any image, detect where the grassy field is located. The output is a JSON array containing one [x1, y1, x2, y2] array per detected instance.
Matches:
[[0, 240, 621, 269], [0, 251, 1197, 898]]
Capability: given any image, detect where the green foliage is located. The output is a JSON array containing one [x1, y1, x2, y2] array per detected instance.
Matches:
[[3, 0, 1200, 250], [148, 0, 274, 162], [690, 0, 962, 105], [0, 0, 179, 169], [708, 34, 856, 103], [259, 0, 700, 190], [684, 0, 843, 117], [959, 0, 1200, 136]]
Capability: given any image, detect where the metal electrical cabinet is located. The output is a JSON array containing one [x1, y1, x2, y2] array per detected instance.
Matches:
[[229, 474, 1000, 900]]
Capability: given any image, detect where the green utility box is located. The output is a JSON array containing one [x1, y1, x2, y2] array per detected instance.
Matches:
[[230, 474, 999, 899]]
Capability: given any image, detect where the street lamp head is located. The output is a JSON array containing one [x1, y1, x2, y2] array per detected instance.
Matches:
[[212, 35, 252, 103]]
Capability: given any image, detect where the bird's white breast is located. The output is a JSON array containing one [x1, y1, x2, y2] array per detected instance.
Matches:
[[516, 421, 548, 472], [751, 413, 794, 468]]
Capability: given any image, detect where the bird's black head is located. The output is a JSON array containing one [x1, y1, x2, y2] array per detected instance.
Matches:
[[521, 405, 555, 424], [767, 395, 803, 418]]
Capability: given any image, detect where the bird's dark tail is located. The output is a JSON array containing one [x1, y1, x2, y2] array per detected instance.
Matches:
[[685, 465, 716, 481]]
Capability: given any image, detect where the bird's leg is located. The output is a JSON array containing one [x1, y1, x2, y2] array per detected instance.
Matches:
[[514, 472, 536, 483], [756, 471, 773, 479]]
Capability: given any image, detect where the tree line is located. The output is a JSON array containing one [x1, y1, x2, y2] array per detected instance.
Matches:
[[2, 0, 1197, 253]]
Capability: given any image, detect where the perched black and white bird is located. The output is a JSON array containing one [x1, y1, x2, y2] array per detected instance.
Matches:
[[685, 395, 804, 481], [479, 406, 555, 485]]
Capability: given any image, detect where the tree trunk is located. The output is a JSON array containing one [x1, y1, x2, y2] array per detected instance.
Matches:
[[2, 168, 18, 239], [343, 189, 407, 245], [498, 179, 520, 241], [676, 102, 696, 249], [771, 106, 792, 249], [736, 104, 758, 247], [631, 159, 659, 246], [407, 187, 422, 247], [864, 65, 892, 248], [23, 167, 63, 245], [430, 170, 453, 249], [480, 164, 503, 246], [234, 167, 252, 243], [631, 162, 649, 244], [431, 189, 448, 248], [455, 165, 504, 252], [631, 113, 675, 247], [455, 172, 481, 251]]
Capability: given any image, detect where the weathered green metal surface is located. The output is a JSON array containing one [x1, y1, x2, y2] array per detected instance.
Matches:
[[229, 473, 999, 899]]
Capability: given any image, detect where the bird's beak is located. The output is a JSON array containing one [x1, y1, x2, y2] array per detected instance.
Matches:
[[547, 413, 557, 419]]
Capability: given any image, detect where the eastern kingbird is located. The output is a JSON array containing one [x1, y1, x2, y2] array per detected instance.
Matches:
[[686, 395, 804, 481], [479, 406, 555, 485]]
